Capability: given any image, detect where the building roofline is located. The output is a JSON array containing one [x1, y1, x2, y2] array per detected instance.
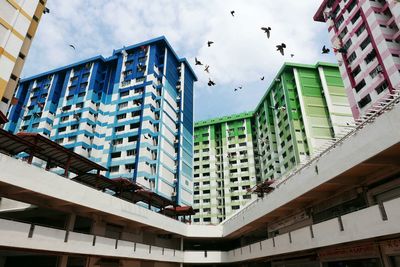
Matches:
[[20, 55, 108, 83], [195, 61, 338, 126], [195, 111, 254, 127], [21, 36, 197, 83], [314, 0, 330, 22], [254, 61, 338, 112], [113, 36, 198, 81]]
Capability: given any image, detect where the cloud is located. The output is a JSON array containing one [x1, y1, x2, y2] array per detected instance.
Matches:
[[23, 0, 336, 120]]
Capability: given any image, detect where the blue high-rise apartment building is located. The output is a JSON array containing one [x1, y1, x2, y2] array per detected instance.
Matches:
[[5, 36, 197, 206]]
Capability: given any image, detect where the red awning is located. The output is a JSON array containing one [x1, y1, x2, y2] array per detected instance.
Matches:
[[163, 206, 195, 217], [17, 133, 107, 174], [0, 128, 36, 155], [72, 173, 116, 191]]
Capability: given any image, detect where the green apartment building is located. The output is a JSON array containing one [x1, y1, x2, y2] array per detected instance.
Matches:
[[193, 113, 258, 224], [193, 62, 354, 224]]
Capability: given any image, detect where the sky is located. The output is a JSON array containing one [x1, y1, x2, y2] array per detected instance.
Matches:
[[23, 0, 337, 121]]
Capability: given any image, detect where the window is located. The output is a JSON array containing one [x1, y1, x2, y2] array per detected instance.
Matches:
[[358, 94, 371, 108], [338, 27, 348, 39], [120, 91, 129, 97], [232, 206, 240, 210], [118, 102, 128, 110], [59, 127, 66, 132], [365, 50, 376, 64], [354, 79, 366, 92], [360, 37, 370, 50], [231, 196, 239, 201], [370, 65, 382, 79], [76, 102, 84, 108], [109, 166, 119, 173], [127, 149, 136, 156], [356, 24, 366, 36], [115, 126, 125, 132], [347, 52, 357, 64], [351, 66, 361, 77], [113, 138, 123, 145], [66, 95, 74, 101], [335, 16, 344, 28], [68, 136, 77, 142], [117, 113, 126, 120], [347, 0, 357, 12], [375, 81, 388, 94], [61, 116, 69, 122], [125, 164, 134, 171], [136, 77, 145, 83], [343, 38, 352, 50], [71, 124, 79, 130], [111, 152, 121, 158], [203, 190, 210, 194], [351, 11, 360, 24]]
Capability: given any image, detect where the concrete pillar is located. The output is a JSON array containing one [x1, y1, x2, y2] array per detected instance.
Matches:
[[91, 216, 106, 236], [57, 214, 77, 267], [179, 238, 184, 267], [57, 256, 69, 267]]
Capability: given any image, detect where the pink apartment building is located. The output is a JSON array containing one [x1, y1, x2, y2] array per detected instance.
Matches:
[[315, 0, 400, 119]]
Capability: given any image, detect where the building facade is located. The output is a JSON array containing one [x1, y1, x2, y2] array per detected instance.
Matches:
[[314, 0, 400, 120], [254, 62, 354, 182], [193, 113, 258, 224], [0, 0, 47, 118], [5, 36, 197, 206], [0, 77, 400, 267], [193, 62, 353, 224]]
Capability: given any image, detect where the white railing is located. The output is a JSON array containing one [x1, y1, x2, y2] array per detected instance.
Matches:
[[0, 218, 182, 263], [223, 90, 400, 227]]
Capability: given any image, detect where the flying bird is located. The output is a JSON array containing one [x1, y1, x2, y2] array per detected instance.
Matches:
[[238, 86, 243, 90], [234, 88, 238, 92], [69, 44, 76, 50], [207, 41, 214, 47], [290, 54, 295, 58], [43, 7, 50, 14], [260, 76, 265, 81], [204, 65, 210, 73], [230, 10, 235, 17], [261, 27, 272, 38], [208, 79, 216, 87], [276, 43, 286, 56], [195, 57, 203, 66], [322, 45, 330, 54]]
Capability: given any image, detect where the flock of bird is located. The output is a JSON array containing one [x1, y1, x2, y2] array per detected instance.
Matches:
[[194, 9, 334, 91], [43, 7, 335, 92]]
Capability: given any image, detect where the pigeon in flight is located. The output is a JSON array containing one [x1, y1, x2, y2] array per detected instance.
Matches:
[[230, 10, 235, 17], [238, 86, 243, 90], [234, 88, 238, 92], [261, 27, 272, 38], [207, 41, 214, 47], [276, 43, 286, 56], [290, 54, 295, 58], [204, 65, 210, 73], [43, 7, 50, 14], [260, 76, 265, 81], [195, 57, 203, 66], [208, 79, 216, 87], [69, 44, 76, 50], [322, 45, 330, 54]]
